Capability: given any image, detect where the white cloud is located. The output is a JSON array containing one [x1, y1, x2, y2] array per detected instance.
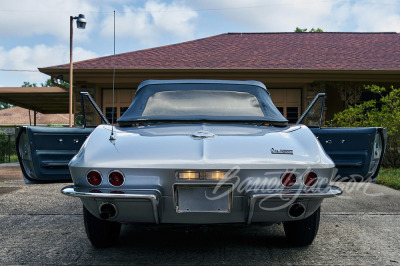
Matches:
[[0, 45, 98, 86], [186, 0, 400, 32], [100, 1, 198, 45], [0, 0, 99, 40], [348, 0, 400, 32]]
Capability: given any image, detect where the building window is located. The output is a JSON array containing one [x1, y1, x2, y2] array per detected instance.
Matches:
[[286, 107, 299, 123], [102, 89, 136, 123], [269, 89, 301, 124], [105, 107, 117, 122], [120, 107, 129, 117]]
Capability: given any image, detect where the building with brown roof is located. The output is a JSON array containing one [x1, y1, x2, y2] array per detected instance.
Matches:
[[0, 106, 69, 127], [39, 32, 400, 124]]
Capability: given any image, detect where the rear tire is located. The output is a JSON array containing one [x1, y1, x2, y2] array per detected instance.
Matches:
[[83, 205, 121, 248], [283, 207, 320, 246]]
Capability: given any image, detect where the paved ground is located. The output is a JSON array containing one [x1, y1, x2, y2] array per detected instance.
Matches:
[[0, 163, 399, 265]]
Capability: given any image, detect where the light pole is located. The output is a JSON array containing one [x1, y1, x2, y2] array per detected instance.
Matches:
[[69, 14, 86, 127]]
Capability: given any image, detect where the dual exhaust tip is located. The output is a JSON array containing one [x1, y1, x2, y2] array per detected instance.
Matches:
[[99, 203, 118, 220], [288, 203, 306, 218]]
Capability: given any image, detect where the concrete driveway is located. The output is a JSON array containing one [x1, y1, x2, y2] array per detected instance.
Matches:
[[0, 164, 399, 265]]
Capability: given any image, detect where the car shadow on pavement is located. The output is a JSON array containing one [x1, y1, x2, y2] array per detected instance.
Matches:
[[119, 223, 291, 248]]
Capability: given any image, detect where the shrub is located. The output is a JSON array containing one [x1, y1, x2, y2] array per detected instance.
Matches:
[[327, 85, 400, 167], [0, 130, 16, 163]]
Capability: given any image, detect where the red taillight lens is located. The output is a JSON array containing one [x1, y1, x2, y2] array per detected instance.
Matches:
[[282, 172, 296, 187], [87, 170, 102, 186], [304, 172, 318, 186], [109, 171, 124, 186]]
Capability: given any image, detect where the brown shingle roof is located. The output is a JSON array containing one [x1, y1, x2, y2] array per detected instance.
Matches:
[[0, 106, 69, 126], [48, 32, 400, 71]]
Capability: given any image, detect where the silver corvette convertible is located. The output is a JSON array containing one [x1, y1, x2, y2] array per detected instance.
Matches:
[[16, 80, 386, 248]]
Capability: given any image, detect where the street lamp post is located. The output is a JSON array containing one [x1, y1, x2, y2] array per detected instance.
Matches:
[[69, 14, 86, 127]]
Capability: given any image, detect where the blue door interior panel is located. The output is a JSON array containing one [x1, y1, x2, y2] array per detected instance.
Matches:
[[17, 126, 94, 182], [310, 127, 378, 179]]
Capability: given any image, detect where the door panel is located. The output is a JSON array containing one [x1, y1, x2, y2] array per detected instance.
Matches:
[[16, 126, 94, 183], [16, 91, 109, 183], [298, 93, 387, 180], [310, 127, 386, 180]]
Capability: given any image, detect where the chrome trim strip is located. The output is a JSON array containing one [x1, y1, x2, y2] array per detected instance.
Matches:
[[61, 186, 160, 224], [246, 185, 342, 224]]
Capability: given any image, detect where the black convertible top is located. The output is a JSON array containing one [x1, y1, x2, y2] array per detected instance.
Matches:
[[117, 80, 288, 126]]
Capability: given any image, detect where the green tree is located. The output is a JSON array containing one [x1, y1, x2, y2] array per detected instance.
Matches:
[[21, 81, 38, 87], [327, 85, 400, 167], [0, 102, 12, 110], [295, 27, 324, 32], [22, 78, 69, 88]]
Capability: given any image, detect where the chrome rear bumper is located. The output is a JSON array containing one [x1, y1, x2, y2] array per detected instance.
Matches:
[[61, 185, 160, 224], [61, 185, 342, 224], [246, 185, 342, 224]]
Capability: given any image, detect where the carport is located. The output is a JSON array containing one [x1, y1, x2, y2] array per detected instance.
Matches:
[[0, 87, 68, 125]]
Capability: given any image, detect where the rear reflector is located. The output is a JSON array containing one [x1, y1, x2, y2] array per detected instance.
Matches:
[[87, 170, 102, 186], [282, 172, 296, 187]]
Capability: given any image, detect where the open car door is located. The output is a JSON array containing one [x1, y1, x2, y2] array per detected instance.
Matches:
[[16, 92, 109, 183], [297, 93, 387, 181]]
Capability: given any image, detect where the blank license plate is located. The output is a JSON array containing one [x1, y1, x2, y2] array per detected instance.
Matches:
[[176, 186, 231, 213]]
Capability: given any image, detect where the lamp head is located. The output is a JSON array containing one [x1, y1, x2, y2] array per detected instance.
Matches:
[[76, 14, 86, 29]]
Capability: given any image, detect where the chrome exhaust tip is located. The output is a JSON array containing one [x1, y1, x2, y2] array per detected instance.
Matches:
[[288, 202, 306, 218], [99, 203, 118, 219]]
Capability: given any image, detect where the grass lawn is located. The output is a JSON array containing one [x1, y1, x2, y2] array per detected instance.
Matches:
[[376, 168, 400, 190]]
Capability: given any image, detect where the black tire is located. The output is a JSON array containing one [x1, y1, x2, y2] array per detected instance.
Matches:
[[283, 207, 320, 246], [83, 205, 121, 248]]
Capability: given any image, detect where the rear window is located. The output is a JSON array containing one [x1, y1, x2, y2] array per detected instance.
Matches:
[[142, 90, 264, 117]]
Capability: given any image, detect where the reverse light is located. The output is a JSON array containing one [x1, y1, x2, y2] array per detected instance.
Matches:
[[205, 171, 227, 180], [87, 170, 102, 186], [304, 171, 318, 186], [108, 171, 125, 186], [282, 172, 296, 187], [177, 171, 200, 180]]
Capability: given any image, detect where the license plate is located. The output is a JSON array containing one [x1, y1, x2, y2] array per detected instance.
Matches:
[[175, 186, 232, 213]]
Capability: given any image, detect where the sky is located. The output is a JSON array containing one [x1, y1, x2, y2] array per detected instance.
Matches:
[[1, 0, 400, 87]]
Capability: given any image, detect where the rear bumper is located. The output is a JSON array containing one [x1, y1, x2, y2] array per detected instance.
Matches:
[[61, 185, 342, 224], [61, 186, 161, 224], [246, 186, 342, 224]]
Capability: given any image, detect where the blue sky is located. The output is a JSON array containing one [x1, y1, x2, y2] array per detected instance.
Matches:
[[1, 0, 400, 87]]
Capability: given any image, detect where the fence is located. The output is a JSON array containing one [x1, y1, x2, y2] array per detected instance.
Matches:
[[0, 131, 16, 163]]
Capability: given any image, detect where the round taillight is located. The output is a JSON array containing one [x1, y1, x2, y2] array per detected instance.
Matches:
[[282, 172, 296, 187], [87, 170, 102, 186], [304, 171, 318, 186], [109, 171, 124, 186]]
